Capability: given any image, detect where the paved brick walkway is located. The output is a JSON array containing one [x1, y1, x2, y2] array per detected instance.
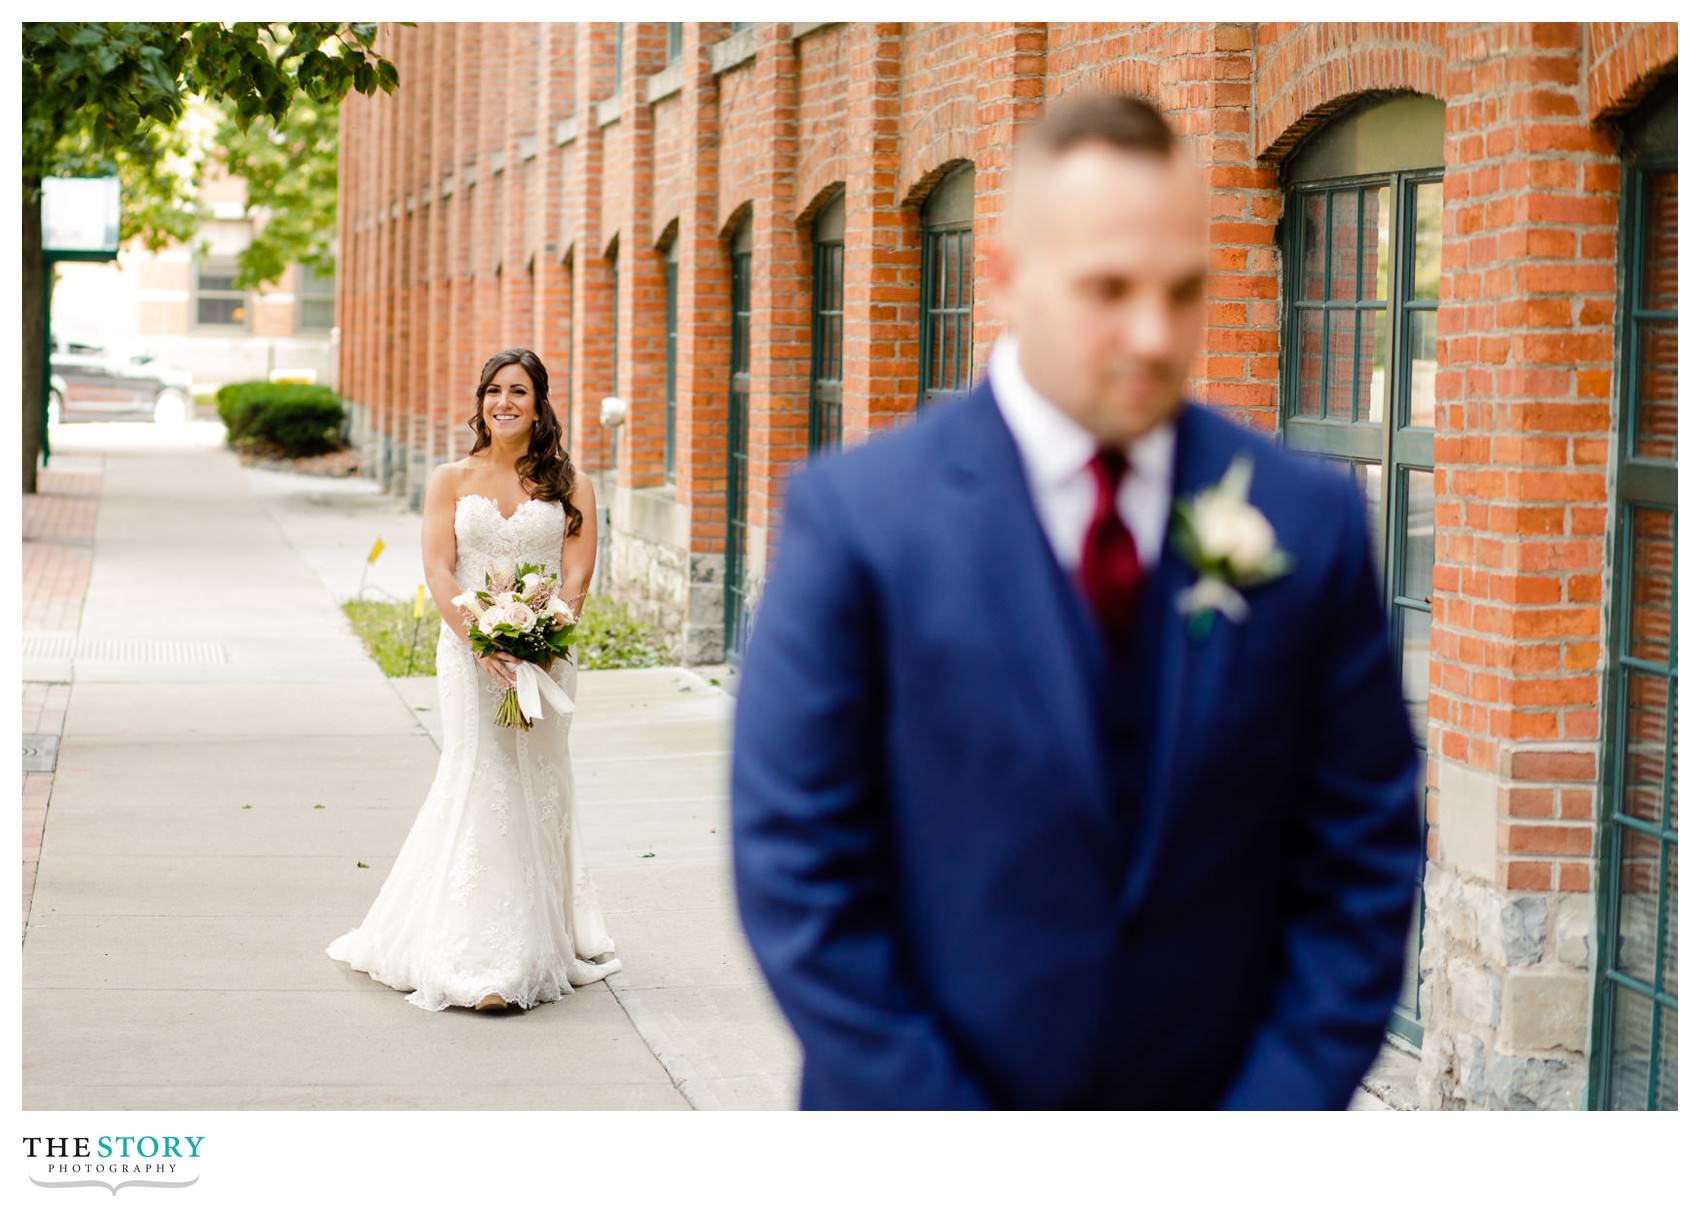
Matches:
[[21, 463, 102, 931]]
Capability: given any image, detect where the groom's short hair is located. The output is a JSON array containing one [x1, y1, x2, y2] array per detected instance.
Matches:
[[1018, 92, 1177, 164]]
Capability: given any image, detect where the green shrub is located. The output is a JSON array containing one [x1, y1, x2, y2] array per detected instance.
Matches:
[[340, 592, 669, 678], [216, 381, 345, 455]]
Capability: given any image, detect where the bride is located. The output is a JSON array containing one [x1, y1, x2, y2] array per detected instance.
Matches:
[[327, 348, 621, 1012]]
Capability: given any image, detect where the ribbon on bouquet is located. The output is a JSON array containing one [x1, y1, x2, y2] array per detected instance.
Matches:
[[511, 661, 575, 724]]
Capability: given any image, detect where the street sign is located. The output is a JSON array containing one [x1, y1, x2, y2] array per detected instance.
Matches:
[[42, 175, 120, 258]]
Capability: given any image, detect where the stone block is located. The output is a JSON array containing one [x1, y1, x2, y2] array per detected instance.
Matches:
[[1553, 893, 1593, 968], [1483, 1050, 1584, 1110], [688, 583, 725, 628], [1499, 895, 1548, 966], [1446, 957, 1502, 1027], [683, 622, 724, 666], [1500, 968, 1590, 1053], [1437, 758, 1499, 882]]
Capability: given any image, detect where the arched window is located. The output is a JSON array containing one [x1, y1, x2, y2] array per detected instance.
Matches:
[[1592, 75, 1677, 1113], [725, 215, 754, 663], [920, 164, 974, 405], [1280, 92, 1444, 1046], [809, 191, 845, 453]]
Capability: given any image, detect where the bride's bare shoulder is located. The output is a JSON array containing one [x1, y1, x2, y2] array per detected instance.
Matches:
[[425, 459, 472, 505]]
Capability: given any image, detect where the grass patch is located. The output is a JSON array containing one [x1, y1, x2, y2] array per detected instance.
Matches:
[[340, 594, 668, 677]]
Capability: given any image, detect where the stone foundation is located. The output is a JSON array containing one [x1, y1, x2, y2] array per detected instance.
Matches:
[[1417, 860, 1595, 1110]]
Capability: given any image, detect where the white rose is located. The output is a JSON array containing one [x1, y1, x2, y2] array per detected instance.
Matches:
[[1193, 492, 1276, 577], [507, 602, 537, 631], [547, 596, 575, 622], [521, 572, 544, 594], [450, 590, 487, 626]]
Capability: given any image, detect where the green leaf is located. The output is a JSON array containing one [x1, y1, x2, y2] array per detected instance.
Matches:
[[311, 802, 326, 810], [239, 803, 253, 810], [356, 860, 369, 868]]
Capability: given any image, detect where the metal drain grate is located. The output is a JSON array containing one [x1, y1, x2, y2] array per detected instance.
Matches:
[[21, 635, 229, 665], [23, 733, 60, 772]]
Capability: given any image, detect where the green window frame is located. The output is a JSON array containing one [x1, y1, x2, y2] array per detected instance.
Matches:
[[1279, 94, 1444, 1047], [919, 164, 974, 406], [1590, 77, 1677, 1112], [611, 24, 624, 96], [663, 238, 678, 483], [666, 23, 683, 65], [809, 191, 845, 454], [607, 242, 619, 474], [725, 216, 754, 664]]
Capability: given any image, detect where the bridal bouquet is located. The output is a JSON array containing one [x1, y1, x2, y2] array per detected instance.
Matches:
[[451, 560, 579, 730]]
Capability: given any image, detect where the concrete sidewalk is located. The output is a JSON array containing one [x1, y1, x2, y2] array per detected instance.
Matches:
[[22, 426, 797, 1110]]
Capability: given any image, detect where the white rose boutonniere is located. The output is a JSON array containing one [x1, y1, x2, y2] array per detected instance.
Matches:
[[1169, 454, 1292, 641]]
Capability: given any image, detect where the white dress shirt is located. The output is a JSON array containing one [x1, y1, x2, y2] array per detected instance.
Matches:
[[987, 336, 1176, 575]]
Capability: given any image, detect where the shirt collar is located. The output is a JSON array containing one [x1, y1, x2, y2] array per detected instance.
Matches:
[[988, 335, 1176, 490]]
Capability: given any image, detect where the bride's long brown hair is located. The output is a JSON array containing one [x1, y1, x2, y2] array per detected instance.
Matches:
[[467, 348, 584, 537]]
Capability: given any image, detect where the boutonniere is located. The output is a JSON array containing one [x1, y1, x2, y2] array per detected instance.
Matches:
[[1169, 454, 1292, 642]]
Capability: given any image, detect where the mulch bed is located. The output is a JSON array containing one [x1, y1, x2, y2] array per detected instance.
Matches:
[[234, 442, 362, 478]]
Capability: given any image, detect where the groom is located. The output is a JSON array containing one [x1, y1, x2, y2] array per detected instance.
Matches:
[[730, 93, 1422, 1109]]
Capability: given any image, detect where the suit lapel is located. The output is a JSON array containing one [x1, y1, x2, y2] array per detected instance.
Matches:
[[943, 385, 1118, 847], [1117, 403, 1240, 916]]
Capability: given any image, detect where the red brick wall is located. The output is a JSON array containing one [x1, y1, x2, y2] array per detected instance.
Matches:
[[338, 18, 1674, 712], [1585, 22, 1679, 120], [1431, 22, 1622, 892]]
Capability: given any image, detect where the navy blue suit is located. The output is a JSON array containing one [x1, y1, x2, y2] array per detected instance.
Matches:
[[730, 381, 1422, 1109]]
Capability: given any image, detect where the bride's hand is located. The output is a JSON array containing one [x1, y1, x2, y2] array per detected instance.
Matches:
[[476, 652, 519, 688]]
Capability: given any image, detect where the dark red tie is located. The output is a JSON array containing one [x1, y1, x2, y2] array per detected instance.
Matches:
[[1079, 447, 1142, 651]]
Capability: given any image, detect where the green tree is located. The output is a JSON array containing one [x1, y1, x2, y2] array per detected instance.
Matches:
[[20, 22, 398, 492]]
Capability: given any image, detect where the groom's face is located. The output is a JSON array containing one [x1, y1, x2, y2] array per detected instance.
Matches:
[[988, 143, 1208, 445]]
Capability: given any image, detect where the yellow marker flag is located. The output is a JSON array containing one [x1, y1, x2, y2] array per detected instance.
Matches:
[[367, 537, 385, 564], [414, 584, 426, 619]]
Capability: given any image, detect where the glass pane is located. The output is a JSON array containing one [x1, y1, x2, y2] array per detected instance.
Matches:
[[1407, 309, 1439, 429], [1300, 193, 1327, 301], [1329, 189, 1359, 300], [1402, 469, 1435, 602], [1412, 182, 1443, 301], [1326, 313, 1357, 419], [1628, 507, 1675, 666], [1660, 842, 1678, 994], [1363, 463, 1384, 574], [1608, 985, 1655, 1109], [1621, 672, 1668, 825], [1655, 1002, 1677, 1110], [1367, 307, 1389, 423], [1294, 309, 1323, 418], [1635, 320, 1678, 461], [1614, 828, 1662, 983], [199, 272, 239, 293], [197, 297, 244, 325], [300, 299, 334, 329], [1368, 186, 1391, 302], [1399, 607, 1430, 743], [1641, 169, 1677, 312]]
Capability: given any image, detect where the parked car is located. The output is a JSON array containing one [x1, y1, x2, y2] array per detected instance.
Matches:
[[48, 335, 193, 425]]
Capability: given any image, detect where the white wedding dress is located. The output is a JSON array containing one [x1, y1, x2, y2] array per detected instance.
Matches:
[[326, 494, 621, 1010]]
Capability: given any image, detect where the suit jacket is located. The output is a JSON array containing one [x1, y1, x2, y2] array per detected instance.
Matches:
[[730, 380, 1423, 1109]]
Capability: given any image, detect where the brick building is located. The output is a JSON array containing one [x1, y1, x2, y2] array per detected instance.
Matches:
[[334, 22, 1678, 1111]]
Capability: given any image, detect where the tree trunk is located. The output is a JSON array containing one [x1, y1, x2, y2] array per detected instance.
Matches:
[[22, 175, 44, 495]]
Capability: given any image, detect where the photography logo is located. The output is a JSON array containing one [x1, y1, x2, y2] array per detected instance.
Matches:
[[22, 1135, 203, 1195]]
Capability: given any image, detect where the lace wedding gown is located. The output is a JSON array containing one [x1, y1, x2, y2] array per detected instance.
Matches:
[[326, 494, 621, 1010]]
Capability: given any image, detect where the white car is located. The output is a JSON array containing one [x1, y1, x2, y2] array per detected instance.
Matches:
[[49, 335, 194, 425]]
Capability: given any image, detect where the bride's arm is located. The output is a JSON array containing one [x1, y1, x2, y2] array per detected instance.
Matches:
[[558, 473, 597, 614], [421, 465, 471, 644]]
